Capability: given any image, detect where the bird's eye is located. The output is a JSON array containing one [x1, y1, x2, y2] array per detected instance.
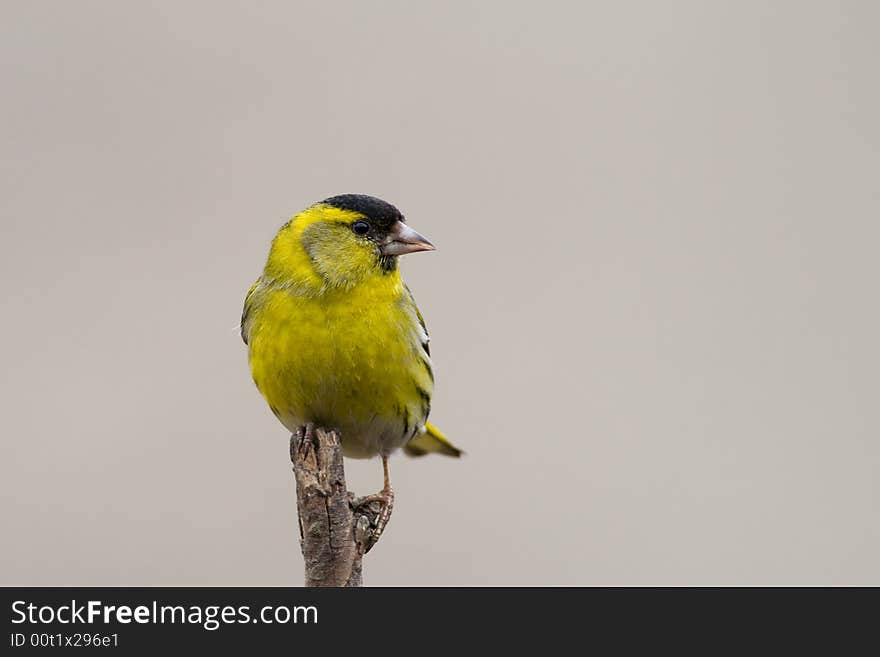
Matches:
[[351, 220, 370, 236]]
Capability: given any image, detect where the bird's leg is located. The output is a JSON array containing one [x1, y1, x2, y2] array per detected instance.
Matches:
[[382, 452, 392, 493], [350, 454, 395, 554]]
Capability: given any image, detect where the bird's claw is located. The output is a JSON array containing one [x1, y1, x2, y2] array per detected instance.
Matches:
[[350, 488, 395, 554]]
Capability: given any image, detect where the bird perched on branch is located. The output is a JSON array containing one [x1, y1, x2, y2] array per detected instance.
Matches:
[[241, 194, 462, 540]]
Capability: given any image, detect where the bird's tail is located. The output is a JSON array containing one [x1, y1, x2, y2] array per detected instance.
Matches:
[[403, 422, 463, 458]]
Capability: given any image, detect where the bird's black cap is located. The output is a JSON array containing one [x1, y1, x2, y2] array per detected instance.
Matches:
[[321, 194, 404, 229]]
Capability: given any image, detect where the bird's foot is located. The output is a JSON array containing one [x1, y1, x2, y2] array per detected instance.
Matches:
[[350, 487, 395, 555]]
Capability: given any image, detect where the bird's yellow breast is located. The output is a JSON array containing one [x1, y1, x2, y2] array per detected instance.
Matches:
[[246, 274, 433, 457]]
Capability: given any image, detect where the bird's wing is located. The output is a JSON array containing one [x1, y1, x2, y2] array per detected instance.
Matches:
[[240, 278, 260, 345], [399, 286, 463, 457]]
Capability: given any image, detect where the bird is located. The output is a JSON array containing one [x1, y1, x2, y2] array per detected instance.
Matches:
[[241, 194, 462, 542]]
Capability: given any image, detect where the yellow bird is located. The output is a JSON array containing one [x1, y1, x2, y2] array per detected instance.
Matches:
[[241, 194, 461, 535]]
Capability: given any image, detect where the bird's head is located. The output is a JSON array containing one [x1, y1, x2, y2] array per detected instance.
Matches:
[[263, 194, 434, 290]]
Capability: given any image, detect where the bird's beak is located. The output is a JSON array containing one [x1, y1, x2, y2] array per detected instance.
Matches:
[[380, 221, 436, 256]]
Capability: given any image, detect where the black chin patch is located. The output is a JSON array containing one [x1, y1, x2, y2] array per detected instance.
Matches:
[[378, 254, 398, 274], [321, 194, 404, 231]]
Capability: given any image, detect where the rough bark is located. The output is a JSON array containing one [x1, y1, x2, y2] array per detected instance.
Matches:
[[290, 424, 384, 587]]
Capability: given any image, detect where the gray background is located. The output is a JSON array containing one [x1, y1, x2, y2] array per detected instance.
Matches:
[[2, 1, 878, 585]]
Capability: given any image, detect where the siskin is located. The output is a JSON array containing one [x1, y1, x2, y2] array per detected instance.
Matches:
[[241, 194, 462, 534]]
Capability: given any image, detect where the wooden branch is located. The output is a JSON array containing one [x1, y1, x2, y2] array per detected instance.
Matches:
[[290, 424, 386, 587]]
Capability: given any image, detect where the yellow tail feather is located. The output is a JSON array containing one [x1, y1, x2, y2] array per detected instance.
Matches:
[[403, 422, 463, 458]]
